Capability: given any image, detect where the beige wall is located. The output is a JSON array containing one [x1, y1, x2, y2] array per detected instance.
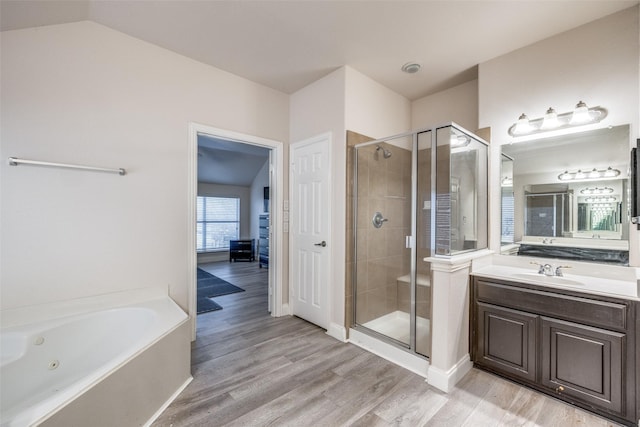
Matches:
[[0, 21, 289, 311], [478, 6, 640, 264], [411, 79, 479, 132]]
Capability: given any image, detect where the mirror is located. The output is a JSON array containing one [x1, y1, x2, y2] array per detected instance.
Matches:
[[501, 125, 630, 262]]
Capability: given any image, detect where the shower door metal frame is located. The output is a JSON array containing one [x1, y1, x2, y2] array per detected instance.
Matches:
[[351, 129, 431, 355]]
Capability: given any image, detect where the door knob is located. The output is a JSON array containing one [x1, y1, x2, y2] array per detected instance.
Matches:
[[314, 241, 327, 247]]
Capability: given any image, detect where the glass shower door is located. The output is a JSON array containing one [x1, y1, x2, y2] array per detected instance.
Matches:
[[354, 134, 413, 346]]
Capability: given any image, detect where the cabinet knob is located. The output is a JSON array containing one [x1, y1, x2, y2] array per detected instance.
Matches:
[[556, 385, 564, 393]]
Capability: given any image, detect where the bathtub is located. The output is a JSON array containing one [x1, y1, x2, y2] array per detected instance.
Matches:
[[0, 289, 191, 427]]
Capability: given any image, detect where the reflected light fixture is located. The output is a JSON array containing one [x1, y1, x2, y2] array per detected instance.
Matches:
[[585, 196, 616, 203], [580, 186, 614, 195], [558, 167, 620, 181], [450, 133, 470, 148], [508, 101, 607, 137], [501, 176, 513, 187]]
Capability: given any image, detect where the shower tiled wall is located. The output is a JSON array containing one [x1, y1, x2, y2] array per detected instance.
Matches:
[[345, 131, 412, 329]]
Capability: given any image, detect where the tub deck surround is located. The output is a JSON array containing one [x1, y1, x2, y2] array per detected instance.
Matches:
[[471, 254, 640, 300], [0, 287, 178, 329], [0, 288, 191, 427]]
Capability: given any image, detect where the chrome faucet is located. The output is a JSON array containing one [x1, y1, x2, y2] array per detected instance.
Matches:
[[542, 264, 554, 276], [530, 261, 554, 276], [555, 265, 571, 277], [530, 261, 567, 277]]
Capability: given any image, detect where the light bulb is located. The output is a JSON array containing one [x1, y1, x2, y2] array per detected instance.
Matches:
[[541, 107, 559, 130], [570, 101, 591, 124], [575, 169, 586, 179], [513, 113, 533, 135], [588, 168, 600, 179]]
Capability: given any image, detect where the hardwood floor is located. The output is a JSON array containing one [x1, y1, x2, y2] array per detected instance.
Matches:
[[152, 261, 622, 427]]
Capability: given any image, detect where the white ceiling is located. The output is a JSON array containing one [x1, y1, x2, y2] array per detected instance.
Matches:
[[1, 0, 637, 100]]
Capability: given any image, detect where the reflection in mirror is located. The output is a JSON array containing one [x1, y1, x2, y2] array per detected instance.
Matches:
[[501, 125, 630, 264], [501, 154, 514, 245], [435, 125, 488, 255]]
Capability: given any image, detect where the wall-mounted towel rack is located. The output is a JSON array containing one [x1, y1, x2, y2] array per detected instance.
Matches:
[[8, 157, 126, 176]]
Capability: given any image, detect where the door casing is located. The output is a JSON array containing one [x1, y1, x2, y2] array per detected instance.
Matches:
[[187, 122, 285, 340]]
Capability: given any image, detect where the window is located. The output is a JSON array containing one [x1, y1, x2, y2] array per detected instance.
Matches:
[[197, 196, 240, 251]]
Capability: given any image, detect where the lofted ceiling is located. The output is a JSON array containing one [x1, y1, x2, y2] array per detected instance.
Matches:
[[198, 134, 270, 185], [3, 1, 637, 185], [1, 0, 637, 101]]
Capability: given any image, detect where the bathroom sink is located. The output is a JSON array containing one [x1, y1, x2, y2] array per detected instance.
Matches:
[[511, 272, 584, 287]]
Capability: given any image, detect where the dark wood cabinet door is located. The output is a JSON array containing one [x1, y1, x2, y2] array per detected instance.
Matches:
[[476, 302, 537, 382], [541, 316, 625, 415]]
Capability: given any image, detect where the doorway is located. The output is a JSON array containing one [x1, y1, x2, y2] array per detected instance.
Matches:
[[188, 123, 284, 340]]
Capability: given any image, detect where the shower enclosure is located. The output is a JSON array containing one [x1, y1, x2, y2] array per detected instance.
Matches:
[[351, 123, 488, 359]]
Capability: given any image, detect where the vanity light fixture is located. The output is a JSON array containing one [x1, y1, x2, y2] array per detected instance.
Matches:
[[558, 167, 620, 181], [508, 101, 607, 138], [580, 186, 614, 195]]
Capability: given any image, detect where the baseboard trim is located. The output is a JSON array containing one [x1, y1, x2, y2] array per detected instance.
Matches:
[[326, 322, 347, 342], [280, 303, 290, 316], [144, 376, 193, 427], [348, 328, 429, 378], [427, 354, 472, 393]]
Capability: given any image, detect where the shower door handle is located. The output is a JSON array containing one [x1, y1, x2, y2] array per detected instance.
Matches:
[[314, 241, 327, 247], [405, 236, 414, 249]]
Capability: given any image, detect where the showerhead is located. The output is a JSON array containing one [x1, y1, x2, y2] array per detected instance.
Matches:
[[376, 144, 392, 159]]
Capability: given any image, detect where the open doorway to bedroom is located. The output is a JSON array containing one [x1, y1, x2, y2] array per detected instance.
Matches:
[[188, 123, 284, 339]]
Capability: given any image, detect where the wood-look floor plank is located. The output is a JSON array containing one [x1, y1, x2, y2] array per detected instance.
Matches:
[[152, 261, 624, 427], [371, 375, 448, 426]]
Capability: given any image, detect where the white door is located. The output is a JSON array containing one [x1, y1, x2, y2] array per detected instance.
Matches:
[[290, 133, 331, 329]]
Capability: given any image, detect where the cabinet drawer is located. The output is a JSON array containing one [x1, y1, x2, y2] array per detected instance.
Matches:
[[475, 280, 627, 330]]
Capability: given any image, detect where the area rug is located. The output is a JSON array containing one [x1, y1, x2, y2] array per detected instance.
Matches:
[[197, 268, 245, 314]]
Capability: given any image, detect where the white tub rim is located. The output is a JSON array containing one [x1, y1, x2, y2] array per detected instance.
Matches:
[[0, 288, 189, 427]]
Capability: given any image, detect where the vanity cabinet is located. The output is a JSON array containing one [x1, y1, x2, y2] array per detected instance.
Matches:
[[471, 276, 638, 426]]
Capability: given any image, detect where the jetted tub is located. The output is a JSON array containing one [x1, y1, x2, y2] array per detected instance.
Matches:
[[0, 289, 191, 427]]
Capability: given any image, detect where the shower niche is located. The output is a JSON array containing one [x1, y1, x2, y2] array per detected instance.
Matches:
[[351, 123, 488, 359]]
